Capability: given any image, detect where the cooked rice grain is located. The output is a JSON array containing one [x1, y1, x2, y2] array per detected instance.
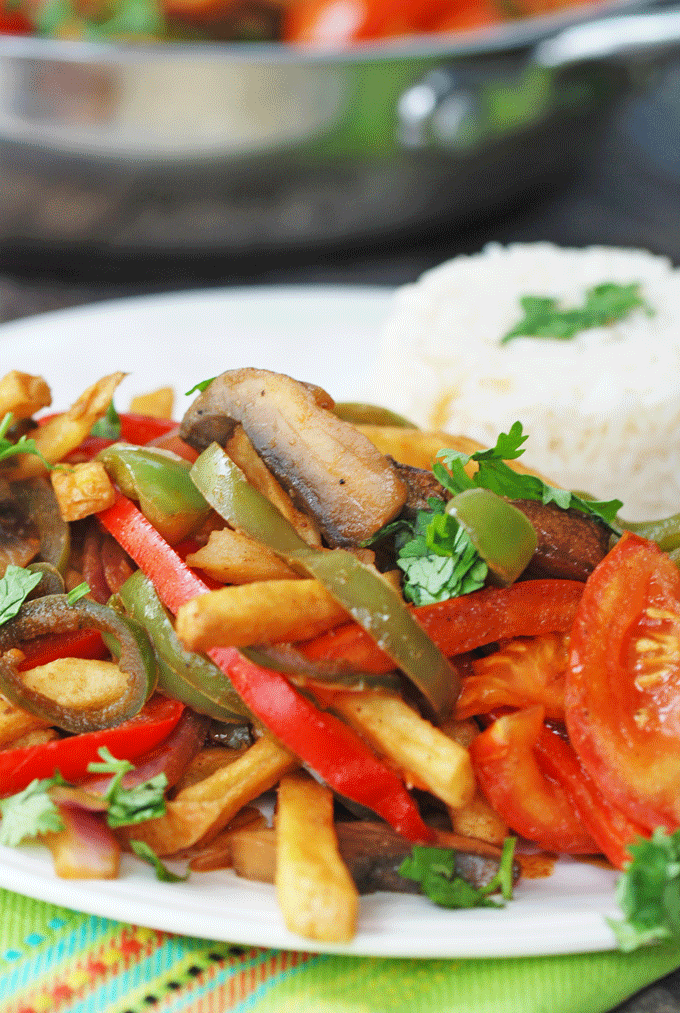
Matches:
[[373, 243, 680, 521]]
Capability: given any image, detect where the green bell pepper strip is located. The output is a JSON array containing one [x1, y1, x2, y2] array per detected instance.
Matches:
[[333, 402, 417, 428], [96, 493, 433, 842], [0, 595, 158, 733], [446, 487, 538, 587], [114, 570, 251, 725], [97, 444, 210, 545], [11, 477, 70, 574], [618, 512, 680, 553], [190, 443, 459, 721]]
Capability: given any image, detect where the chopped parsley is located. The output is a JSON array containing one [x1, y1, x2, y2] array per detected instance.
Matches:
[[399, 837, 516, 909], [0, 413, 52, 469], [434, 421, 623, 529], [66, 582, 91, 606], [0, 565, 43, 627], [130, 840, 189, 882], [0, 775, 67, 847], [609, 828, 680, 951], [386, 500, 488, 606], [86, 747, 168, 828], [185, 377, 216, 397], [501, 282, 653, 343], [90, 401, 121, 440]]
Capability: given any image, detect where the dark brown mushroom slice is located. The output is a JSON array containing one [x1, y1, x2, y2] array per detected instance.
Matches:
[[511, 499, 611, 582], [389, 459, 448, 517], [180, 368, 408, 547], [335, 821, 517, 896]]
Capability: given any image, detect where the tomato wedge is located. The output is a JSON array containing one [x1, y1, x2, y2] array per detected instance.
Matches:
[[469, 706, 596, 854], [455, 632, 568, 722], [566, 532, 680, 833]]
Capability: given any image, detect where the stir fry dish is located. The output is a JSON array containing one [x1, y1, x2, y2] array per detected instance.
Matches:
[[0, 365, 678, 948], [0, 0, 602, 44]]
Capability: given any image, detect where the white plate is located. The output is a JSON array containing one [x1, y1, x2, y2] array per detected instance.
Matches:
[[0, 286, 621, 958]]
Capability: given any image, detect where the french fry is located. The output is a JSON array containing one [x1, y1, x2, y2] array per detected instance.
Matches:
[[0, 371, 51, 420], [128, 386, 174, 418], [332, 692, 475, 810], [188, 807, 267, 872], [125, 734, 299, 855], [440, 719, 507, 845], [1, 727, 59, 751], [175, 579, 348, 651], [357, 426, 483, 471], [229, 825, 276, 882], [275, 772, 358, 943], [185, 527, 300, 584], [11, 373, 126, 477], [50, 460, 116, 522], [225, 425, 322, 548], [22, 658, 128, 710], [357, 425, 554, 481], [0, 696, 51, 748]]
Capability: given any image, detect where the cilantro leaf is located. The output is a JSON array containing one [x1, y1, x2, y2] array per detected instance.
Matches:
[[0, 413, 53, 469], [399, 838, 516, 909], [0, 565, 43, 627], [185, 377, 216, 397], [130, 840, 189, 882], [501, 283, 653, 344], [0, 776, 66, 847], [393, 500, 487, 606], [90, 402, 121, 440], [435, 423, 623, 529], [86, 747, 167, 828], [66, 582, 91, 605], [609, 828, 680, 951]]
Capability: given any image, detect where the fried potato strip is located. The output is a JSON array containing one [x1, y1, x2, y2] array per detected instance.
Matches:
[[275, 772, 358, 943], [0, 371, 51, 420], [332, 692, 475, 810], [440, 719, 508, 845], [128, 387, 174, 418], [0, 696, 51, 748], [185, 527, 300, 584], [124, 734, 298, 855], [11, 372, 126, 476], [175, 579, 348, 651]]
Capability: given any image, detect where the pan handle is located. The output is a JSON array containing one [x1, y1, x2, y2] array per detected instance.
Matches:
[[535, 7, 680, 67], [397, 6, 680, 151]]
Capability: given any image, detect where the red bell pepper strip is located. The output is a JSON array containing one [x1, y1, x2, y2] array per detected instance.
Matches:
[[0, 696, 184, 797], [17, 629, 108, 671], [299, 579, 584, 672], [97, 494, 433, 842]]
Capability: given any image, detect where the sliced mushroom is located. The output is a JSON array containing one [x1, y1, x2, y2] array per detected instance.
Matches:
[[0, 484, 40, 575], [511, 499, 611, 581], [180, 369, 408, 546], [335, 821, 518, 895]]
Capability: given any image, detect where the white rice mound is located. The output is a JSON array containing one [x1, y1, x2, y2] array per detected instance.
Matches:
[[373, 242, 680, 521]]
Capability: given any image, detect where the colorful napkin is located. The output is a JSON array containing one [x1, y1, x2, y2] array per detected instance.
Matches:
[[1, 888, 680, 1013]]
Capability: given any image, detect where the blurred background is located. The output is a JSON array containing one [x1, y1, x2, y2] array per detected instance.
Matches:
[[0, 0, 679, 319]]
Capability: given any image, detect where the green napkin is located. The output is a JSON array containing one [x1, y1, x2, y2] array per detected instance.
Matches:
[[0, 888, 679, 1013]]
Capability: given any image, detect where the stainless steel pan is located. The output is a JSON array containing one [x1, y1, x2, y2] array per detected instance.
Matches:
[[1, 4, 679, 256]]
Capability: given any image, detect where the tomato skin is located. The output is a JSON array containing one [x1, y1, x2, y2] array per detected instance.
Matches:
[[456, 632, 568, 722], [566, 532, 680, 833], [470, 705, 596, 854], [534, 723, 646, 870], [430, 0, 501, 32], [0, 696, 185, 797]]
